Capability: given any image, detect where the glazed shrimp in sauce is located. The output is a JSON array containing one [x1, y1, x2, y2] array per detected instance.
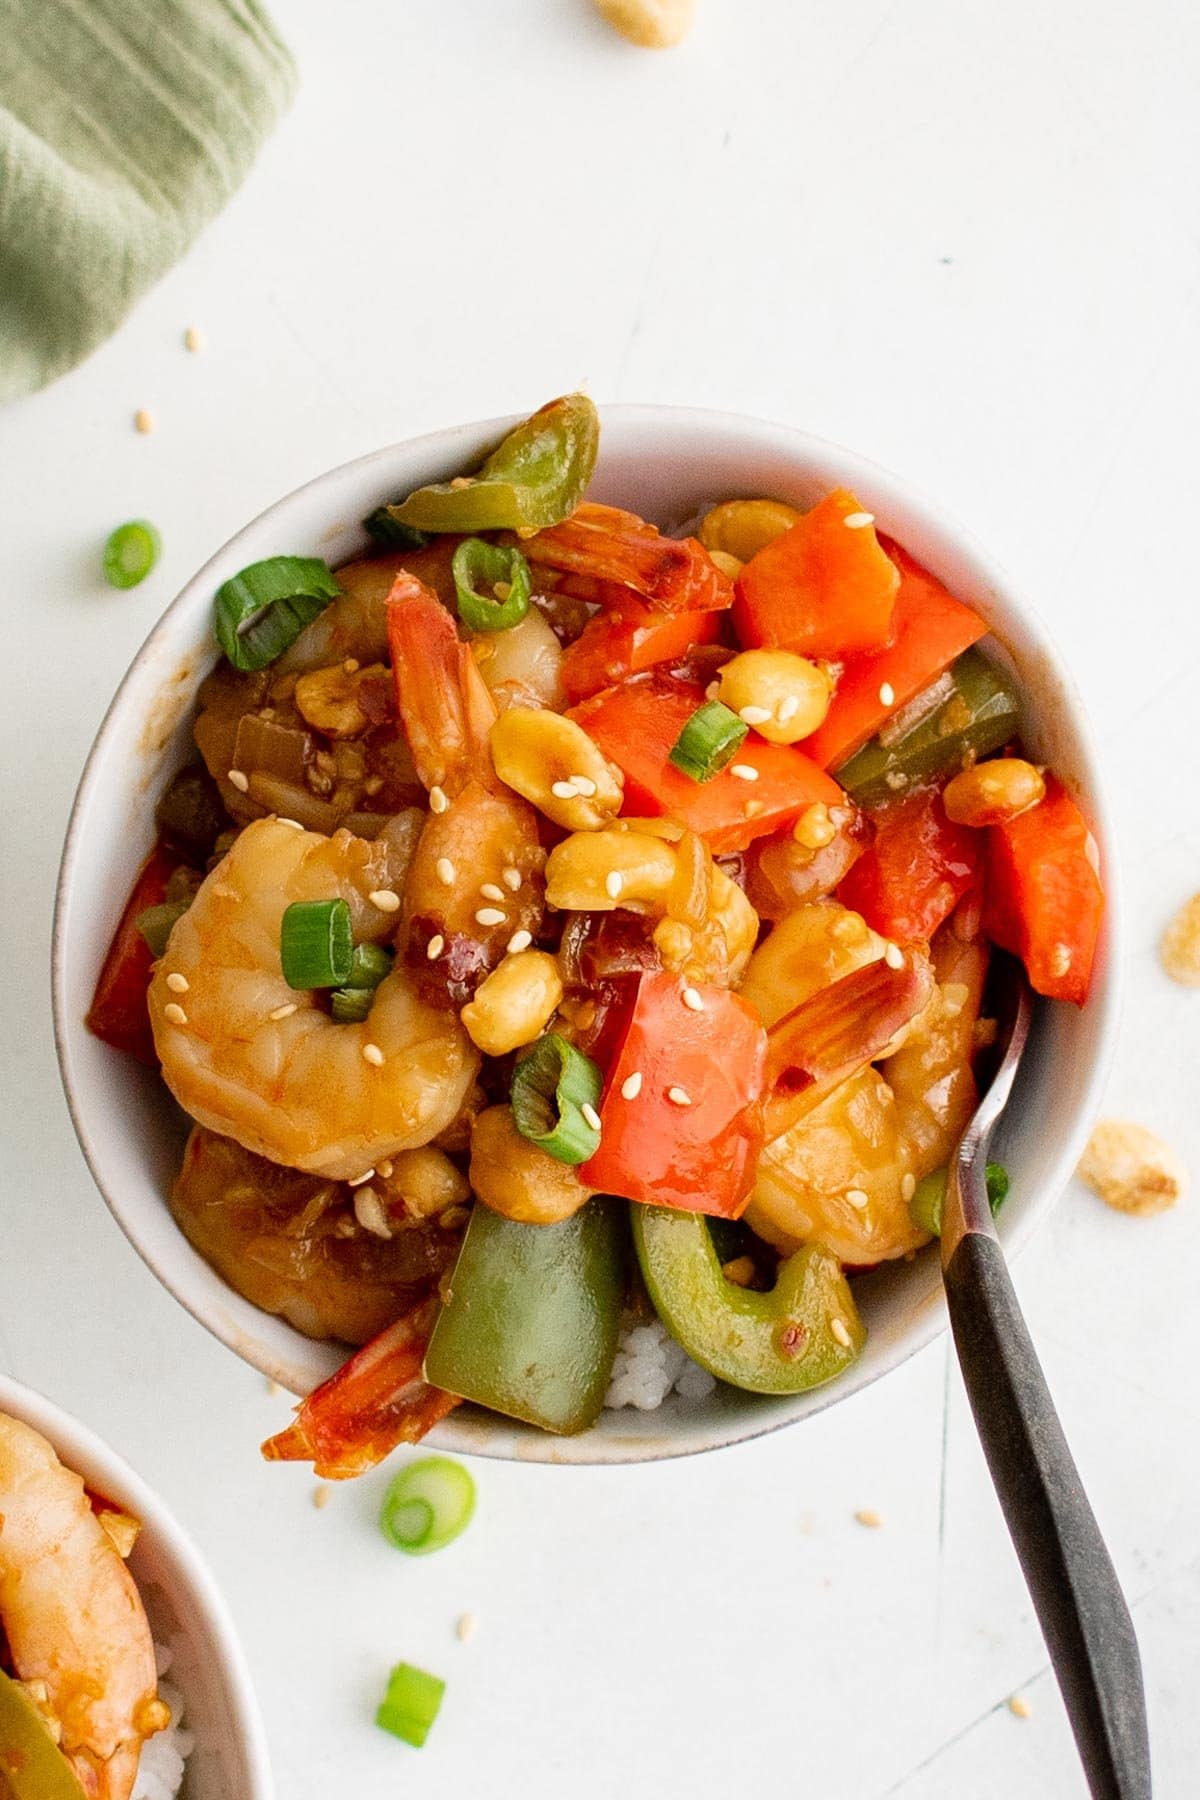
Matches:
[[0, 1413, 163, 1800]]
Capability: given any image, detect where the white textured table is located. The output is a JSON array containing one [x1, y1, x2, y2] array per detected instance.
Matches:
[[2, 3, 1197, 1795]]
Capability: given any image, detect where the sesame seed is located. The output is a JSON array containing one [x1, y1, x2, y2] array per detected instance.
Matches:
[[738, 705, 772, 726], [506, 929, 533, 954], [313, 1484, 332, 1510], [884, 942, 904, 969], [854, 1507, 883, 1529], [605, 871, 623, 900], [744, 799, 764, 816], [134, 407, 155, 434], [429, 785, 449, 813], [362, 775, 384, 797], [581, 1103, 602, 1133], [879, 682, 896, 707], [831, 1318, 852, 1348], [621, 1071, 643, 1100], [730, 764, 758, 781], [163, 1002, 188, 1026], [846, 1189, 869, 1210], [571, 774, 597, 796], [844, 510, 875, 529], [362, 1043, 385, 1066], [347, 1168, 376, 1188], [227, 768, 249, 793], [475, 908, 506, 927], [450, 476, 473, 490], [427, 934, 445, 959], [436, 857, 456, 886], [269, 1002, 298, 1021], [681, 986, 704, 1011], [777, 695, 800, 723], [166, 972, 189, 993], [368, 889, 401, 912], [456, 1612, 478, 1643], [884, 770, 908, 791], [1008, 1695, 1032, 1720], [184, 326, 205, 353], [1049, 942, 1072, 978], [277, 817, 304, 831], [551, 780, 578, 800], [480, 882, 506, 903], [667, 1086, 692, 1107], [901, 1172, 916, 1201], [502, 868, 522, 892], [343, 657, 360, 674]]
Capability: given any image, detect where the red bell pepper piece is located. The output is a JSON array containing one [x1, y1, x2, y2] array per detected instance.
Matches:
[[561, 602, 722, 704], [802, 541, 988, 770], [570, 672, 844, 855], [582, 973, 767, 1218], [261, 1297, 460, 1479], [837, 786, 979, 944], [86, 841, 178, 1064], [982, 776, 1103, 1004], [524, 503, 733, 614], [731, 488, 900, 659]]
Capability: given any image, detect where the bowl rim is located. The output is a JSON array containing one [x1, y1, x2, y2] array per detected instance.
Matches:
[[0, 1372, 275, 1795], [51, 402, 1122, 1467]]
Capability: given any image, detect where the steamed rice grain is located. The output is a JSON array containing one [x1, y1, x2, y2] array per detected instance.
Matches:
[[604, 1317, 716, 1410], [132, 1643, 194, 1800]]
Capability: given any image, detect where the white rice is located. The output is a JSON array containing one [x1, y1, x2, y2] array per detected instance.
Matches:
[[604, 1316, 716, 1411], [132, 1642, 194, 1800]]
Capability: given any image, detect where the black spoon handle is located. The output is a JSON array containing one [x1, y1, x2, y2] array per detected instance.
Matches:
[[944, 1231, 1151, 1800]]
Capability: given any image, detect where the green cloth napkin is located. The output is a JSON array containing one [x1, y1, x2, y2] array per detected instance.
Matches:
[[0, 0, 295, 399]]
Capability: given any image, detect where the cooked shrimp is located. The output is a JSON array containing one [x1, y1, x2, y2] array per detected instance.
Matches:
[[0, 1412, 162, 1800], [279, 540, 461, 674], [745, 917, 988, 1264], [387, 576, 545, 1003], [149, 817, 480, 1180]]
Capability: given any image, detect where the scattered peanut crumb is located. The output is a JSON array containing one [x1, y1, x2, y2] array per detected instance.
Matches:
[[184, 325, 205, 353], [854, 1508, 883, 1529], [133, 408, 155, 434], [265, 1378, 281, 1397], [1077, 1119, 1185, 1217], [1160, 893, 1200, 987], [721, 1256, 756, 1288], [1008, 1694, 1032, 1720], [592, 0, 694, 49], [312, 1484, 332, 1510], [456, 1612, 478, 1643]]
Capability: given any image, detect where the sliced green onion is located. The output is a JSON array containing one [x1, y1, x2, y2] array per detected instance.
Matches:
[[380, 1456, 476, 1556], [362, 508, 431, 550], [329, 944, 394, 1021], [214, 556, 341, 672], [909, 1162, 1011, 1237], [280, 899, 353, 990], [451, 538, 532, 633], [511, 1033, 602, 1165], [375, 1663, 445, 1748], [103, 520, 161, 590], [667, 700, 748, 782], [135, 898, 191, 959], [330, 987, 372, 1023]]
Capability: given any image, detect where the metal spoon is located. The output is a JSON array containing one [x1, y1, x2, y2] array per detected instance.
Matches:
[[941, 952, 1152, 1800]]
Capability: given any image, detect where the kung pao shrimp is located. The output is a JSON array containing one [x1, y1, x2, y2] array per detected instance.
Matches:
[[87, 397, 1105, 1474]]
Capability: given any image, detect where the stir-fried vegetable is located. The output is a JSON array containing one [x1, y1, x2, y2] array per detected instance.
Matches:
[[279, 898, 354, 990], [379, 1457, 476, 1555], [87, 842, 179, 1064], [375, 1663, 445, 1748], [424, 1200, 625, 1434], [214, 555, 341, 672], [451, 538, 532, 632], [982, 777, 1103, 1004], [510, 1034, 603, 1165], [633, 1208, 865, 1393], [837, 786, 979, 944], [732, 488, 899, 658], [667, 699, 747, 782], [0, 1668, 88, 1798], [909, 1161, 1010, 1237], [103, 518, 160, 589], [834, 648, 1021, 806], [560, 601, 721, 703], [385, 394, 599, 534]]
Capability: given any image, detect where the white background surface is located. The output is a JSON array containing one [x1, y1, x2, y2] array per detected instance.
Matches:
[[1, 2, 1197, 1796]]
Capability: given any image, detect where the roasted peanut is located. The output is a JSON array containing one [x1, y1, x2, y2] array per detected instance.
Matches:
[[1077, 1120, 1186, 1217], [490, 706, 623, 830], [293, 662, 389, 739], [375, 1147, 470, 1224], [470, 1105, 594, 1224], [1160, 892, 1200, 987], [943, 758, 1046, 827], [716, 648, 833, 744], [460, 950, 564, 1057], [699, 499, 801, 563], [592, 0, 694, 49]]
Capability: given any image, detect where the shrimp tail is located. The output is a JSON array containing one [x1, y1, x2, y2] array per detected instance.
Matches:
[[385, 573, 499, 794], [523, 503, 732, 613], [261, 1297, 459, 1479]]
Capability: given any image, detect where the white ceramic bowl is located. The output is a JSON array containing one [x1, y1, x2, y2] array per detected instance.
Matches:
[[53, 407, 1120, 1467], [0, 1373, 272, 1796]]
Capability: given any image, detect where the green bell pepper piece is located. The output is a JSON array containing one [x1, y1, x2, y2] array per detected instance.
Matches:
[[385, 394, 599, 535], [0, 1669, 86, 1799], [423, 1197, 625, 1434], [632, 1207, 865, 1395], [835, 648, 1022, 808], [908, 1162, 1011, 1237]]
